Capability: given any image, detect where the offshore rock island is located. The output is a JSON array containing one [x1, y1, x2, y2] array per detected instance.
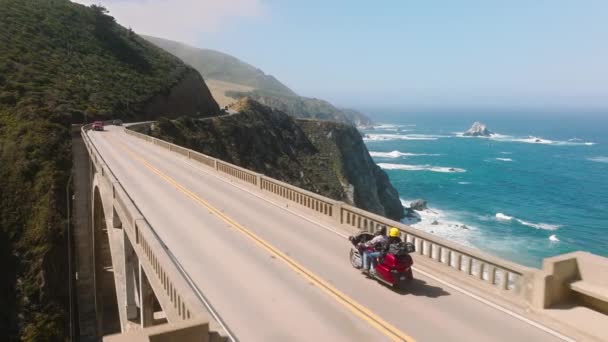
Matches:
[[463, 122, 494, 137]]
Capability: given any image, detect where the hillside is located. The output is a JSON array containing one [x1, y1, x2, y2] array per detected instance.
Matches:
[[142, 35, 296, 97], [226, 90, 374, 127], [148, 98, 403, 220], [143, 36, 374, 127], [0, 1, 219, 340]]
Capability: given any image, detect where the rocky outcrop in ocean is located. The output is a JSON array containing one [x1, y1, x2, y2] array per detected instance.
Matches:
[[410, 199, 428, 211], [463, 122, 493, 137]]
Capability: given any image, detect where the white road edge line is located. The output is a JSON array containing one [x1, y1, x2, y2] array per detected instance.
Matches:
[[125, 129, 575, 342], [412, 268, 575, 342]]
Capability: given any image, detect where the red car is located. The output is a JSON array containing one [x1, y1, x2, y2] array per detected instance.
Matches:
[[92, 121, 104, 131]]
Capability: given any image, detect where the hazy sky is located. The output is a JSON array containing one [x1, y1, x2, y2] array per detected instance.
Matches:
[[74, 0, 607, 111]]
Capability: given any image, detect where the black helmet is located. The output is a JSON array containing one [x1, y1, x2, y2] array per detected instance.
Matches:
[[376, 226, 387, 236]]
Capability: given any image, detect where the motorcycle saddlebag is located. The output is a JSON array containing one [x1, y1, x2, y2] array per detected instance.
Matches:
[[405, 241, 416, 253]]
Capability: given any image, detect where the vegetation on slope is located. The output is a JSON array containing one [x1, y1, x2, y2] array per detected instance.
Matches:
[[149, 98, 403, 220], [143, 35, 296, 97], [226, 90, 374, 127], [0, 1, 217, 340], [143, 35, 374, 127]]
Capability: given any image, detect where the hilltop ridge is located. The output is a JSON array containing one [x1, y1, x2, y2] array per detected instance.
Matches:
[[143, 35, 374, 127]]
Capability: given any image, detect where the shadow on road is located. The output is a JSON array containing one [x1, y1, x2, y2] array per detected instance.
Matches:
[[394, 278, 450, 298]]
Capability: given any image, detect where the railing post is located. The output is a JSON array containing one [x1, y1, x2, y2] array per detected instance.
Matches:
[[500, 271, 509, 290], [456, 253, 462, 271], [489, 266, 497, 285], [332, 203, 343, 224], [447, 250, 453, 267], [479, 263, 485, 280], [468, 258, 474, 275]]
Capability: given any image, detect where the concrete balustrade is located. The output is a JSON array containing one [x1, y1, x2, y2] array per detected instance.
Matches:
[[190, 151, 216, 169], [216, 161, 258, 185], [259, 177, 336, 217], [82, 124, 228, 340]]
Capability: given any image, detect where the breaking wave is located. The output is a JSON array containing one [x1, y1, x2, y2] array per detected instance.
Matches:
[[363, 133, 448, 142], [456, 132, 596, 146], [495, 158, 513, 162], [588, 156, 608, 164], [495, 213, 561, 231], [378, 163, 466, 173], [369, 150, 440, 158], [400, 199, 474, 246]]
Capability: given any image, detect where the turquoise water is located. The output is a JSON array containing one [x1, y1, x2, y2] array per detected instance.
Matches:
[[362, 111, 608, 267]]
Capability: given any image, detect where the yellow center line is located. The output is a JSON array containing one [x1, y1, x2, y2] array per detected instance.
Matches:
[[111, 136, 415, 342]]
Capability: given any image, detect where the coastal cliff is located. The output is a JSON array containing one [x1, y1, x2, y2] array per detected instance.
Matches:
[[0, 1, 219, 340], [150, 98, 404, 220]]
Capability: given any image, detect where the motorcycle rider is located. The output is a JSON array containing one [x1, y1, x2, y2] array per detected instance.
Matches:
[[361, 226, 387, 273]]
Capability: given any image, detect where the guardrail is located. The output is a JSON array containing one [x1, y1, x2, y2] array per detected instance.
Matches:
[[82, 124, 233, 340], [123, 123, 538, 303]]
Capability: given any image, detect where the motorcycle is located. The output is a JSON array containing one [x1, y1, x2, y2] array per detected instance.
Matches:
[[349, 232, 415, 289]]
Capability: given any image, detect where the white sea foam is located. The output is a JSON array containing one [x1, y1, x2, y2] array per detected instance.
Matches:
[[495, 213, 560, 231], [458, 181, 471, 185], [400, 199, 474, 246], [549, 234, 560, 242], [456, 132, 596, 146], [492, 135, 595, 146], [517, 219, 561, 231], [369, 150, 440, 158], [364, 134, 437, 141], [495, 213, 513, 221], [363, 133, 450, 142], [588, 156, 608, 164], [373, 123, 415, 130], [495, 158, 513, 162], [500, 152, 513, 155], [378, 163, 466, 173]]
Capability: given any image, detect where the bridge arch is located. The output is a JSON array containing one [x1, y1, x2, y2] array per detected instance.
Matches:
[[92, 183, 120, 336]]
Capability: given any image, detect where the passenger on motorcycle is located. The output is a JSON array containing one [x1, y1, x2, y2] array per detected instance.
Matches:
[[361, 226, 387, 273], [387, 227, 402, 247]]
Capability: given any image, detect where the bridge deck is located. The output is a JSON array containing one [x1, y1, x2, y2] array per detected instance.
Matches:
[[89, 126, 565, 341]]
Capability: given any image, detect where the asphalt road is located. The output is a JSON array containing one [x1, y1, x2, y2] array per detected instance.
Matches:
[[89, 126, 566, 342]]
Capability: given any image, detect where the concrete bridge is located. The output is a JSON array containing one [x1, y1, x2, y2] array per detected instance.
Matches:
[[75, 122, 608, 341]]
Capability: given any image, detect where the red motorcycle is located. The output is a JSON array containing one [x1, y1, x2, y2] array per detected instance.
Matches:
[[349, 232, 415, 289]]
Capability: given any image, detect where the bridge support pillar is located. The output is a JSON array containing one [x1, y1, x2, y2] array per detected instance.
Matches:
[[124, 233, 138, 321], [139, 263, 154, 328]]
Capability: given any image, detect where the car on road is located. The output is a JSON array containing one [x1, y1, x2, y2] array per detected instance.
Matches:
[[92, 121, 104, 131], [113, 119, 123, 126]]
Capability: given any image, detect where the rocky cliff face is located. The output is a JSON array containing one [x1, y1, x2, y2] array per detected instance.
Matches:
[[151, 98, 404, 220], [297, 120, 404, 220]]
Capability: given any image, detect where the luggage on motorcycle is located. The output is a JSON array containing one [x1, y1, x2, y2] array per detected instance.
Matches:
[[388, 241, 416, 256], [349, 232, 374, 246]]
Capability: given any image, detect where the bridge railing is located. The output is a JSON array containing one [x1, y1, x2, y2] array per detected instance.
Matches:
[[82, 125, 228, 330], [123, 123, 536, 304]]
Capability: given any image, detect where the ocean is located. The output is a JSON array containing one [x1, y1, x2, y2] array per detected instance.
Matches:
[[362, 111, 608, 267]]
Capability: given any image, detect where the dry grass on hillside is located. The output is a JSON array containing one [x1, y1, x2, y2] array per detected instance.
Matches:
[[206, 79, 254, 108]]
